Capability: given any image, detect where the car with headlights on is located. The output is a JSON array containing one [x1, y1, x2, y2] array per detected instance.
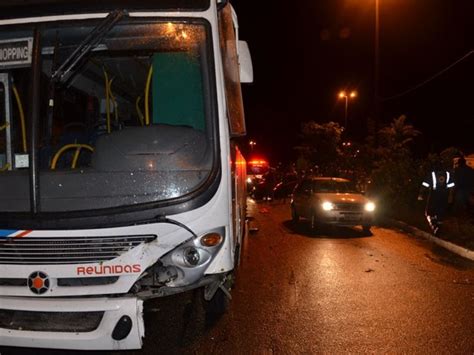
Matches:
[[290, 177, 376, 232]]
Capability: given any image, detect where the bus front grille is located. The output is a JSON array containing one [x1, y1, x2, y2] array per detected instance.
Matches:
[[0, 235, 156, 265], [0, 309, 104, 332]]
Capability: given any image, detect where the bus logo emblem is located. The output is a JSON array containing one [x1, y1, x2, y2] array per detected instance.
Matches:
[[27, 271, 50, 295]]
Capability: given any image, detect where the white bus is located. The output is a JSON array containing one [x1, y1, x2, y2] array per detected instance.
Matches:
[[0, 0, 252, 350]]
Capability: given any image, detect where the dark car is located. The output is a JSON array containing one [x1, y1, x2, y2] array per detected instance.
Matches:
[[273, 180, 298, 200], [250, 178, 274, 200], [291, 177, 376, 232]]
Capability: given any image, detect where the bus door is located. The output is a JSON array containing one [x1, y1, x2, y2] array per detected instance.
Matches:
[[0, 37, 33, 173], [0, 73, 13, 171]]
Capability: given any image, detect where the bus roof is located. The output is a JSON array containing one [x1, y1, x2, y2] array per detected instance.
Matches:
[[0, 0, 210, 20]]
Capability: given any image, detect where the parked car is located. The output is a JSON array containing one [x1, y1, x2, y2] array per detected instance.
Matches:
[[290, 177, 376, 232]]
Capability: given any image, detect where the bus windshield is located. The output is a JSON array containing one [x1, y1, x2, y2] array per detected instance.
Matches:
[[0, 18, 216, 213]]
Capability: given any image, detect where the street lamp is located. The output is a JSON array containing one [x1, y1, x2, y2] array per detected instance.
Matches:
[[338, 90, 357, 130]]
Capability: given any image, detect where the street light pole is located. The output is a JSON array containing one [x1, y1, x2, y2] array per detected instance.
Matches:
[[344, 96, 349, 129], [338, 91, 357, 132]]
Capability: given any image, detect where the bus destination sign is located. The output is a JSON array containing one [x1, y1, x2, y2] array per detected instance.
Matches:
[[0, 37, 33, 69]]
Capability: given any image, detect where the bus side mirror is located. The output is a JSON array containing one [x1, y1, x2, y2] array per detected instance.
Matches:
[[238, 41, 253, 83]]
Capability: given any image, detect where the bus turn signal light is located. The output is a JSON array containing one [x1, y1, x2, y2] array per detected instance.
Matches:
[[200, 233, 223, 247]]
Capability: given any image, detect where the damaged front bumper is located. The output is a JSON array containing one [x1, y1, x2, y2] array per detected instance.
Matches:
[[0, 296, 144, 350], [0, 223, 232, 350]]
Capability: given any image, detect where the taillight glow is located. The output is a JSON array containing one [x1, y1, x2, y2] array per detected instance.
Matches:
[[249, 159, 268, 166]]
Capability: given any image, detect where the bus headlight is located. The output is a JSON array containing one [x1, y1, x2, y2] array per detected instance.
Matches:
[[183, 247, 201, 266], [151, 227, 225, 288], [364, 202, 376, 212], [321, 201, 334, 211]]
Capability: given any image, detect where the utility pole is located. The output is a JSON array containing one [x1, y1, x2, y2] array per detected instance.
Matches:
[[374, 0, 380, 136]]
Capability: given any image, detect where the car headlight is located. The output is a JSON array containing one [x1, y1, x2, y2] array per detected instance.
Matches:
[[321, 201, 334, 211], [364, 202, 376, 212]]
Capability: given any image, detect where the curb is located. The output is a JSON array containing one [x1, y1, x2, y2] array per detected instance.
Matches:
[[387, 219, 474, 261]]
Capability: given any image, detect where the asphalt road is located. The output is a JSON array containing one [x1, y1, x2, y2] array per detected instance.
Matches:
[[2, 200, 474, 354]]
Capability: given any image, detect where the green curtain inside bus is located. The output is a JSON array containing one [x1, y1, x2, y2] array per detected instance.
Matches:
[[152, 52, 205, 131]]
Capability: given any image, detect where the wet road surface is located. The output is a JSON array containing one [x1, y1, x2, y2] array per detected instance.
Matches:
[[2, 200, 474, 354]]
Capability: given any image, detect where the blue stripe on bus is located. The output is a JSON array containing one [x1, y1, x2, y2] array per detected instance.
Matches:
[[0, 230, 18, 238]]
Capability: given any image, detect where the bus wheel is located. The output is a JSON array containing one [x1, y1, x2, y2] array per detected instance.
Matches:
[[205, 287, 230, 316], [203, 275, 233, 322], [203, 286, 231, 327]]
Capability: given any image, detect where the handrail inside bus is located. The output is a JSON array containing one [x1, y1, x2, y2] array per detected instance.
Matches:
[[145, 65, 153, 126], [103, 69, 119, 133], [0, 86, 27, 154], [51, 144, 94, 170], [12, 85, 27, 153]]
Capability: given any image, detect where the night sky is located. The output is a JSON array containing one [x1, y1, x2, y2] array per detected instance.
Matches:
[[232, 0, 474, 163]]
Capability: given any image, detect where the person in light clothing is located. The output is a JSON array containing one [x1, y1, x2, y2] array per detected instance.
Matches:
[[418, 166, 455, 235]]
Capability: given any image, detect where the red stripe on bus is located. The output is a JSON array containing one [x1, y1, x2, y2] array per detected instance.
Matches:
[[15, 230, 32, 238]]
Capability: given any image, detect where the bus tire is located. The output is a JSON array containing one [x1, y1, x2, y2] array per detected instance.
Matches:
[[210, 288, 230, 313], [204, 287, 230, 321]]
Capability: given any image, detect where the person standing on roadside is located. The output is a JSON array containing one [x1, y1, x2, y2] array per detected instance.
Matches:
[[453, 157, 473, 214], [418, 164, 455, 235]]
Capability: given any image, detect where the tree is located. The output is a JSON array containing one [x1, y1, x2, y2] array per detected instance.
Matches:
[[377, 114, 421, 158], [294, 121, 343, 174], [370, 115, 422, 208]]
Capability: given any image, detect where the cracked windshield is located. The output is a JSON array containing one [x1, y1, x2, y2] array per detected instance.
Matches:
[[0, 20, 213, 212]]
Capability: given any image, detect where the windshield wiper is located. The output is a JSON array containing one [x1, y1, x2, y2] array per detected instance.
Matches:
[[51, 9, 126, 83]]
